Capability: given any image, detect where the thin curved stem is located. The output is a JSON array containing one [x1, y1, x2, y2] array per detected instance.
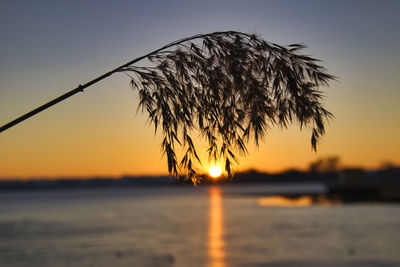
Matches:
[[0, 31, 245, 133]]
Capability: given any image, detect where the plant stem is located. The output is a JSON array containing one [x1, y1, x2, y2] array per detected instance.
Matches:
[[0, 31, 245, 133]]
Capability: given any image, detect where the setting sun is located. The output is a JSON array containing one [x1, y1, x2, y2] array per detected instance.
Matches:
[[209, 166, 222, 178]]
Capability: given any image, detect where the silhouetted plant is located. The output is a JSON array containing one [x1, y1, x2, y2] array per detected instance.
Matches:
[[0, 31, 334, 184], [117, 31, 335, 184]]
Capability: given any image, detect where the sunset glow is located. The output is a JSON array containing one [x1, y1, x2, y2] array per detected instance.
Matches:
[[209, 166, 222, 178], [0, 1, 400, 180]]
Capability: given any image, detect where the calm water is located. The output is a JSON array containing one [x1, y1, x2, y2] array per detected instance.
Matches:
[[0, 184, 399, 267]]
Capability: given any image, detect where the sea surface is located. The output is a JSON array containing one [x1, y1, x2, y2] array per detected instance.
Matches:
[[0, 183, 399, 267]]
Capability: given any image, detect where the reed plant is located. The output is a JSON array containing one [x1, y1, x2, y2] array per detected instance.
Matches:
[[0, 31, 335, 184], [118, 31, 335, 183]]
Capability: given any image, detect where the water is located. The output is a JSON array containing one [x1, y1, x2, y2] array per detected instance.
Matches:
[[0, 184, 399, 267]]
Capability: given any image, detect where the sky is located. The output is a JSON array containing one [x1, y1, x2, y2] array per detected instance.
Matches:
[[0, 0, 399, 179]]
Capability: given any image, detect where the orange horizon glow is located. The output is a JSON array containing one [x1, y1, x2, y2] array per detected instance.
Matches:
[[1, 110, 399, 180]]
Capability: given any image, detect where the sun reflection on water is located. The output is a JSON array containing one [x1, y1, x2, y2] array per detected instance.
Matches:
[[208, 186, 226, 267]]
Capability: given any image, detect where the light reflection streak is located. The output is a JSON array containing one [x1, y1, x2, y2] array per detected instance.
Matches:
[[208, 186, 226, 267], [257, 195, 341, 207], [257, 195, 312, 207]]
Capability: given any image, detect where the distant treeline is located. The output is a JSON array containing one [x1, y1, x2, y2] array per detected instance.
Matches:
[[0, 166, 399, 191], [0, 176, 173, 191], [177, 167, 400, 185]]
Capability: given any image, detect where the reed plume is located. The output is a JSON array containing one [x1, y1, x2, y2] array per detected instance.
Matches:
[[117, 31, 335, 184]]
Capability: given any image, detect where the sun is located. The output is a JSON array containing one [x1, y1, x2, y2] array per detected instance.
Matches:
[[209, 166, 222, 178]]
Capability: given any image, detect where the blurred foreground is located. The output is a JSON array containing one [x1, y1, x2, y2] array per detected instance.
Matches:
[[0, 184, 399, 267]]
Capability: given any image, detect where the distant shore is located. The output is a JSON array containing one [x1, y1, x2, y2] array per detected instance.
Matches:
[[1, 168, 400, 203]]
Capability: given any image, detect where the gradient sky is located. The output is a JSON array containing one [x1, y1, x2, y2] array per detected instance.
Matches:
[[1, 0, 399, 179]]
